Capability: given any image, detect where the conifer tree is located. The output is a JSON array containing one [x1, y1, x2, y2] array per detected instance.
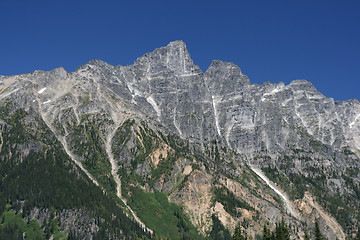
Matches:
[[262, 225, 272, 240], [274, 218, 290, 240], [315, 220, 324, 240], [233, 224, 245, 240]]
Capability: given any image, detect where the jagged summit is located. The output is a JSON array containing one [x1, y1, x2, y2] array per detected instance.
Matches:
[[167, 39, 187, 48], [5, 39, 356, 154], [134, 40, 202, 76]]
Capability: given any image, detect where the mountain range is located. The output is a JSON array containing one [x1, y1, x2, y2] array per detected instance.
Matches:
[[0, 40, 359, 239]]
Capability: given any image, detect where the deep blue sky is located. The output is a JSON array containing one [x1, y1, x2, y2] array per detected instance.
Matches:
[[1, 0, 359, 100]]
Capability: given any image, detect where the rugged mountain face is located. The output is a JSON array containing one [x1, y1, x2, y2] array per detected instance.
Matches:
[[0, 40, 359, 239]]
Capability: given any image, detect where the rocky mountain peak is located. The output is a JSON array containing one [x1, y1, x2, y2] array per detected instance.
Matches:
[[166, 39, 186, 48], [205, 60, 251, 96], [206, 60, 247, 78], [135, 40, 201, 76], [49, 66, 67, 79], [289, 79, 317, 91]]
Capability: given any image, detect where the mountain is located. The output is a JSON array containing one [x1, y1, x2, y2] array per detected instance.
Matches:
[[0, 40, 359, 239]]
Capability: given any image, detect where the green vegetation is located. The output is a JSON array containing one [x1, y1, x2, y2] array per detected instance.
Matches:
[[68, 113, 115, 193], [0, 100, 357, 239], [114, 120, 197, 190], [136, 123, 159, 165], [0, 103, 151, 239], [213, 187, 254, 218], [209, 214, 231, 240], [112, 119, 135, 156], [165, 134, 191, 159], [150, 154, 177, 183], [0, 205, 68, 240], [262, 167, 300, 199], [0, 205, 48, 240], [261, 219, 290, 240], [309, 139, 325, 150], [127, 187, 204, 240], [314, 220, 325, 240], [232, 223, 246, 240], [262, 165, 359, 235], [78, 94, 90, 108], [110, 121, 208, 239], [342, 146, 355, 155]]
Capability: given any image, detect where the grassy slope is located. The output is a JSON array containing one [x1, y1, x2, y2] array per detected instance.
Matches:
[[128, 187, 204, 240]]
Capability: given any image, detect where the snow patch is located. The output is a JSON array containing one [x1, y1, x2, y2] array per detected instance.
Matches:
[[38, 87, 46, 94]]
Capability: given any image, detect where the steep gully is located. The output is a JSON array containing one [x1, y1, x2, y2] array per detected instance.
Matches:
[[39, 105, 152, 234], [105, 124, 153, 235], [249, 166, 299, 219], [250, 166, 345, 240]]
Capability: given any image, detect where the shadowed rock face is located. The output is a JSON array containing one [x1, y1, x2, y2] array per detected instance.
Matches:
[[0, 40, 359, 239]]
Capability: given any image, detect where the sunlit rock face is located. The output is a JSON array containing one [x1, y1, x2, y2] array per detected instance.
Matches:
[[3, 40, 358, 156]]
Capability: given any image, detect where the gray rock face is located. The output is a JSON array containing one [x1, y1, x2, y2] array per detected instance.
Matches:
[[119, 41, 359, 159], [120, 40, 218, 144], [1, 40, 359, 173], [2, 40, 358, 157]]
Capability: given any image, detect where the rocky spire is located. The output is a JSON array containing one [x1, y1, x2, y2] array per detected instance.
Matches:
[[135, 40, 202, 76]]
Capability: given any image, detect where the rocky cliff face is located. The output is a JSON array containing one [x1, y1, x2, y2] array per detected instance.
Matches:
[[0, 40, 359, 239]]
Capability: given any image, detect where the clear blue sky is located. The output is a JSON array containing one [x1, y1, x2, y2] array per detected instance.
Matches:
[[1, 0, 359, 100]]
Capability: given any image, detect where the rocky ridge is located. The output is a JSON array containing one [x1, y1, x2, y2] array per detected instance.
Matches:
[[0, 40, 359, 239]]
